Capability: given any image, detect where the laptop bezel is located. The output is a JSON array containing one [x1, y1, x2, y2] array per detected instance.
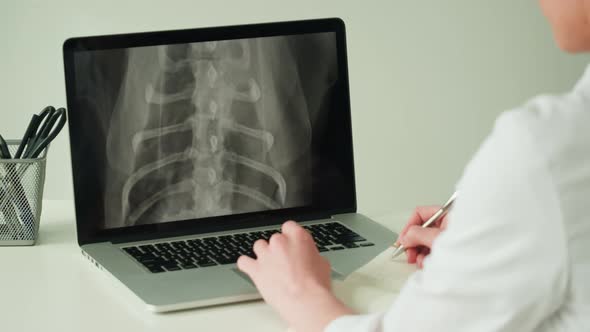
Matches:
[[63, 18, 357, 245]]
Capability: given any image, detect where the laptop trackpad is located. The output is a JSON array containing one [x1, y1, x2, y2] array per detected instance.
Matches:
[[232, 268, 255, 287], [232, 268, 345, 287]]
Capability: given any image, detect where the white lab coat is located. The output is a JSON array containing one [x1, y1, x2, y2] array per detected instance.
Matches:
[[326, 65, 590, 331]]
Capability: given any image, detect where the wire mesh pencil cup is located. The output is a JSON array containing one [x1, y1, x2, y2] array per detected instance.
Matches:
[[0, 140, 47, 245]]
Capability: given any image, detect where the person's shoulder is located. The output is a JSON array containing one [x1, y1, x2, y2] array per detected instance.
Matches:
[[496, 91, 583, 133], [459, 108, 542, 186], [499, 88, 590, 169], [455, 99, 562, 211]]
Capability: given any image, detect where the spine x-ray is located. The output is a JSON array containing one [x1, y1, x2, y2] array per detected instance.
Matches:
[[73, 33, 338, 229]]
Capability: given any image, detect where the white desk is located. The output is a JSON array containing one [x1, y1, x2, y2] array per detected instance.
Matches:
[[0, 200, 414, 332]]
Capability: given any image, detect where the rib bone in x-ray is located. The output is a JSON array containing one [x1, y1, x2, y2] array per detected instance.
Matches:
[[100, 34, 337, 227]]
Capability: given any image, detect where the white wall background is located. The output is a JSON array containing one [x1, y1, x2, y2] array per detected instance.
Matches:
[[1, 0, 589, 217]]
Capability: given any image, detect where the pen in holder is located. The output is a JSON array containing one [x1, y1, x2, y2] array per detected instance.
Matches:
[[0, 140, 47, 245]]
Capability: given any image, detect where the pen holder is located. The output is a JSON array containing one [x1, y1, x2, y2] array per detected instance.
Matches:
[[0, 140, 47, 245]]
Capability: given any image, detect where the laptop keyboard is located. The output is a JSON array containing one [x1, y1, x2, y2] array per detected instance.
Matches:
[[122, 222, 375, 273]]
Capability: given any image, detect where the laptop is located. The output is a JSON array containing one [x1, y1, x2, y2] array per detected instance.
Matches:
[[62, 18, 397, 312]]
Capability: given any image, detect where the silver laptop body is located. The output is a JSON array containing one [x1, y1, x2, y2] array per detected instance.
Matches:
[[63, 18, 396, 312]]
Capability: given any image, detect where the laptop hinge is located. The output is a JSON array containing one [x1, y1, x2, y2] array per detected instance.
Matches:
[[110, 211, 334, 244]]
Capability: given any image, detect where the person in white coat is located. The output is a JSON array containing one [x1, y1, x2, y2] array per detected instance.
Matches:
[[236, 1, 590, 331]]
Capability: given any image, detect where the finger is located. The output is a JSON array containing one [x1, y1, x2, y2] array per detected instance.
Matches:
[[397, 206, 441, 244], [282, 220, 312, 243], [406, 247, 418, 264], [253, 239, 269, 256], [416, 246, 430, 268], [398, 209, 425, 239], [281, 220, 301, 235], [416, 206, 445, 222], [269, 232, 286, 248], [416, 252, 425, 269], [237, 255, 257, 276], [400, 226, 442, 249]]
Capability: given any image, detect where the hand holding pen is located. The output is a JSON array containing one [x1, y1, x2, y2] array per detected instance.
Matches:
[[392, 192, 457, 267]]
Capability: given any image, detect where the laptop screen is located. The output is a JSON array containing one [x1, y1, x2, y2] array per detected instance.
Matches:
[[64, 19, 356, 243]]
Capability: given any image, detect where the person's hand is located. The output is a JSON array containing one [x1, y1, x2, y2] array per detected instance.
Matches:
[[395, 206, 449, 268], [237, 221, 353, 332]]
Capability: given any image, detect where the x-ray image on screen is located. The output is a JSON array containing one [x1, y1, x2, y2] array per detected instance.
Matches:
[[72, 32, 338, 229]]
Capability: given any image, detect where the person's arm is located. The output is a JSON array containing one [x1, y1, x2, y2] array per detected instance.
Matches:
[[326, 111, 568, 331], [237, 221, 354, 332], [237, 111, 567, 332]]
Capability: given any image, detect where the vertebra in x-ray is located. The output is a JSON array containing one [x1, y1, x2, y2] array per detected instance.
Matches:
[[104, 36, 325, 227]]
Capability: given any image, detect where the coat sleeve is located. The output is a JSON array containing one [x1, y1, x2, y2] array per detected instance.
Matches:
[[325, 111, 568, 332]]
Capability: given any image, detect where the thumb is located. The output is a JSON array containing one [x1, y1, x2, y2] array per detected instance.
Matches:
[[400, 226, 443, 249], [237, 255, 257, 277]]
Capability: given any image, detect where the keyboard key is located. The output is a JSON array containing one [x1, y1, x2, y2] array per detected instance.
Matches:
[[139, 257, 159, 265], [149, 266, 165, 273], [123, 246, 140, 255], [330, 246, 345, 250], [139, 244, 155, 252], [345, 235, 366, 242], [215, 257, 235, 265], [197, 261, 217, 267], [161, 260, 177, 267], [359, 242, 375, 247], [165, 266, 181, 271]]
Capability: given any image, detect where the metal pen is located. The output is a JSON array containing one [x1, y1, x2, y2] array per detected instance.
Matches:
[[391, 191, 458, 259]]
